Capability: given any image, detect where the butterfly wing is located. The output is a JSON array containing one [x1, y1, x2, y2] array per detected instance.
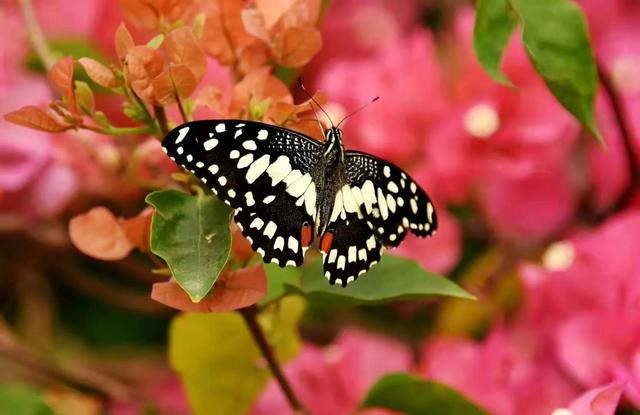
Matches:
[[162, 120, 323, 267], [344, 151, 437, 247], [320, 192, 384, 286]]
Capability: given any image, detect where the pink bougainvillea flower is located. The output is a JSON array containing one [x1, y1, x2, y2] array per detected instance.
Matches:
[[394, 207, 461, 275], [420, 328, 579, 415], [317, 29, 448, 165], [311, 0, 419, 64], [253, 329, 412, 415], [565, 382, 624, 415], [518, 210, 640, 404]]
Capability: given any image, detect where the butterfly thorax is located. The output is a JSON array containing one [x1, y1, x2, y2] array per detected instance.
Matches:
[[313, 127, 347, 235]]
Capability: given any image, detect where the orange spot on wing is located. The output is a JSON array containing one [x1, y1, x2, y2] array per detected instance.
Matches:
[[301, 223, 313, 247], [320, 231, 334, 253]]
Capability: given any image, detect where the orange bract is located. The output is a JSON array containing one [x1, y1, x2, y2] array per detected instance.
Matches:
[[152, 64, 198, 105], [49, 56, 77, 115], [164, 27, 207, 83], [3, 106, 70, 133], [151, 264, 267, 311], [125, 46, 165, 105], [114, 23, 135, 62], [69, 207, 135, 261], [118, 0, 193, 30], [78, 58, 119, 88]]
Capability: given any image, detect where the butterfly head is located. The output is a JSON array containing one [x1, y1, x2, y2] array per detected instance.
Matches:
[[323, 126, 344, 160]]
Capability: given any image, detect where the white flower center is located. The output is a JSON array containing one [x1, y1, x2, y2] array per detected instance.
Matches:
[[463, 104, 500, 139], [543, 241, 575, 271]]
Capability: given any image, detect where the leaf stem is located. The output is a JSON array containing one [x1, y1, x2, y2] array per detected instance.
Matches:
[[175, 91, 190, 123], [79, 122, 154, 137], [154, 105, 170, 137], [239, 305, 307, 415], [597, 61, 639, 215], [19, 0, 56, 71]]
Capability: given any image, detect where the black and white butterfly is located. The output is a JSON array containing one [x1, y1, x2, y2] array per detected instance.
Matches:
[[162, 119, 437, 287]]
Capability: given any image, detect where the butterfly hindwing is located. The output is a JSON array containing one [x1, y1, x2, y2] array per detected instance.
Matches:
[[345, 151, 437, 247], [162, 120, 322, 267], [321, 205, 383, 287]]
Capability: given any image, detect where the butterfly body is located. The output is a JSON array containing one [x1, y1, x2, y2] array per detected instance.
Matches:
[[162, 120, 437, 287]]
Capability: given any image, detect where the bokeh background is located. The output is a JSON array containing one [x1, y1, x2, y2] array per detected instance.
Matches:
[[1, 0, 639, 414]]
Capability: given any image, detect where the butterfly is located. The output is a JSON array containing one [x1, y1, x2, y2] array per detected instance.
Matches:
[[162, 119, 437, 287]]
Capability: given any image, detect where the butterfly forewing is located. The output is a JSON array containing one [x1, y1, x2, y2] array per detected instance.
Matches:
[[345, 151, 437, 247], [162, 120, 322, 267]]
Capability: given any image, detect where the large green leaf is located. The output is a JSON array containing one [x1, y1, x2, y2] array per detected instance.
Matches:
[[261, 263, 301, 306], [169, 296, 305, 415], [510, 0, 602, 142], [146, 190, 232, 302], [292, 254, 475, 305], [0, 385, 54, 415], [473, 0, 518, 85], [361, 373, 489, 415]]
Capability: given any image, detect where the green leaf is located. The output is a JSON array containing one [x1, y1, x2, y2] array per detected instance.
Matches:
[[260, 263, 301, 306], [292, 254, 475, 305], [361, 373, 489, 415], [74, 80, 95, 114], [0, 384, 54, 415], [146, 190, 232, 302], [509, 0, 602, 143], [147, 34, 165, 49], [169, 296, 305, 415], [473, 0, 518, 85]]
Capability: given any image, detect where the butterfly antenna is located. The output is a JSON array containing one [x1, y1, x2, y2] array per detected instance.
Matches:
[[298, 78, 334, 128], [337, 96, 380, 128]]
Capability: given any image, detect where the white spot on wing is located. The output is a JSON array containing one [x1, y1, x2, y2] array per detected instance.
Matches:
[[274, 236, 285, 251], [286, 173, 312, 198], [366, 236, 376, 250], [266, 155, 292, 185], [386, 194, 396, 213], [203, 139, 218, 150], [328, 249, 338, 263], [263, 221, 277, 239], [215, 123, 226, 133], [387, 182, 399, 193], [362, 180, 377, 213], [358, 248, 367, 261], [175, 126, 189, 144], [243, 140, 257, 150], [230, 150, 240, 159], [342, 185, 357, 213], [237, 153, 253, 169], [250, 217, 264, 230], [427, 202, 434, 222], [377, 188, 389, 220], [257, 129, 268, 140], [304, 182, 317, 217], [245, 192, 255, 206], [288, 236, 299, 253], [246, 154, 270, 184], [337, 255, 346, 270], [410, 198, 418, 214], [218, 176, 227, 186], [208, 164, 219, 174], [383, 165, 391, 177], [263, 195, 275, 204], [348, 246, 357, 263]]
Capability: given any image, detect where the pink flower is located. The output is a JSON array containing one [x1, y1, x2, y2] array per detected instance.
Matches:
[[317, 29, 448, 166], [420, 9, 581, 239], [394, 208, 461, 275], [253, 329, 412, 415], [518, 209, 640, 405], [420, 328, 580, 415], [566, 382, 624, 415]]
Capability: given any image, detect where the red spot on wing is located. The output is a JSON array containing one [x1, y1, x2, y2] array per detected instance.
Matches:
[[320, 231, 334, 253], [301, 223, 313, 247]]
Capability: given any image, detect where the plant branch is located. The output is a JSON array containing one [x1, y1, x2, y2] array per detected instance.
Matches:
[[0, 319, 134, 400], [174, 91, 189, 123], [239, 306, 307, 415], [154, 106, 170, 137], [19, 0, 55, 71], [597, 61, 639, 216]]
